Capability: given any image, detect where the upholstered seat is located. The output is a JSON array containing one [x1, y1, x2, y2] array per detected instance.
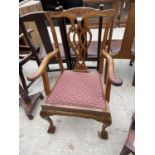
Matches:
[[46, 70, 105, 110]]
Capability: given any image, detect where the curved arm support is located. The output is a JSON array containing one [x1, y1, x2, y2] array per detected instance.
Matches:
[[27, 49, 59, 81], [101, 49, 123, 86]]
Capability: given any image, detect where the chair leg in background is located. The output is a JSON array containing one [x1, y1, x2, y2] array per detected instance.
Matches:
[[19, 67, 28, 93], [132, 72, 135, 86], [19, 84, 43, 120], [120, 146, 130, 155], [129, 57, 135, 66]]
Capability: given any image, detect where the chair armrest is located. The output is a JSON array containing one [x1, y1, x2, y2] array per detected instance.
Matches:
[[101, 49, 123, 86], [27, 49, 59, 81]]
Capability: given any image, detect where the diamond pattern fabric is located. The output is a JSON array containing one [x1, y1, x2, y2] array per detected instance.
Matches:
[[46, 70, 105, 109]]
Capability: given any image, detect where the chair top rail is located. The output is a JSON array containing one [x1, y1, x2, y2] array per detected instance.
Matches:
[[20, 7, 115, 21]]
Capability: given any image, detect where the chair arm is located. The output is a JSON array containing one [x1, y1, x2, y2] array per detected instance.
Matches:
[[102, 49, 123, 86], [27, 49, 59, 81]]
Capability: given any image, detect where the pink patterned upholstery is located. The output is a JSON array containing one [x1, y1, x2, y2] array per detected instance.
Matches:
[[46, 70, 105, 109]]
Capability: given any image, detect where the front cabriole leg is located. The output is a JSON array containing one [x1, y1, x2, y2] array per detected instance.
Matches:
[[99, 113, 112, 139], [40, 110, 56, 133]]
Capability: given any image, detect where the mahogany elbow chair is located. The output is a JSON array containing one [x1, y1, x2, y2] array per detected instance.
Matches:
[[27, 7, 123, 139]]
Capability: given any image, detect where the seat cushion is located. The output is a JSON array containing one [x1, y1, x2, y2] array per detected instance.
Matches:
[[46, 70, 105, 109]]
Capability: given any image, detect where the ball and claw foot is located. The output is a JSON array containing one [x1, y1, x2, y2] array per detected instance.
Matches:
[[99, 130, 108, 139], [98, 124, 109, 139], [98, 130, 108, 139], [40, 111, 56, 134], [47, 125, 56, 134], [27, 114, 33, 120]]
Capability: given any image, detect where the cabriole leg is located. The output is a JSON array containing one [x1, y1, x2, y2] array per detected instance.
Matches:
[[99, 113, 112, 139], [40, 110, 55, 133], [100, 124, 109, 139]]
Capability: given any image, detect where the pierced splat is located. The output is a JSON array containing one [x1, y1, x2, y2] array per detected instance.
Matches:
[[45, 8, 115, 72], [68, 16, 92, 71]]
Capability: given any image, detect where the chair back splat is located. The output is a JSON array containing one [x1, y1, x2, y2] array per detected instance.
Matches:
[[45, 7, 115, 72]]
